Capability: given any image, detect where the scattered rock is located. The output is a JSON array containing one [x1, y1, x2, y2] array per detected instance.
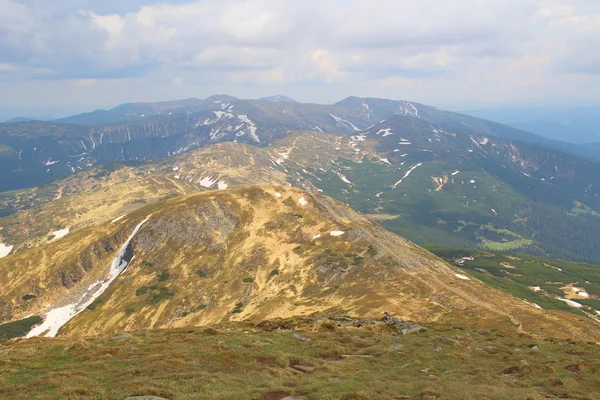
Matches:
[[112, 333, 133, 340], [383, 312, 422, 335], [389, 343, 405, 351], [291, 333, 310, 342], [293, 365, 316, 373], [328, 376, 341, 382], [431, 344, 442, 352], [531, 345, 539, 351]]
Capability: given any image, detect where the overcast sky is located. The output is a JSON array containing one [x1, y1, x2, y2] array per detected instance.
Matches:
[[1, 0, 599, 115]]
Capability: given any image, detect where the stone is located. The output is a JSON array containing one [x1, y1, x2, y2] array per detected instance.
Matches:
[[389, 343, 405, 351], [293, 365, 316, 373], [291, 333, 310, 342], [112, 333, 133, 339]]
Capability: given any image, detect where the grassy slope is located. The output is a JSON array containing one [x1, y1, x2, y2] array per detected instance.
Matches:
[[427, 246, 600, 317], [2, 320, 600, 400]]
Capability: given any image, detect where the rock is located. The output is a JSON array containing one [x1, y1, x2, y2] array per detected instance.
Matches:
[[383, 312, 422, 335], [431, 344, 442, 352], [531, 345, 539, 351], [124, 397, 169, 400], [293, 365, 316, 373], [112, 333, 133, 339], [389, 343, 405, 351], [291, 333, 310, 342], [328, 376, 341, 382]]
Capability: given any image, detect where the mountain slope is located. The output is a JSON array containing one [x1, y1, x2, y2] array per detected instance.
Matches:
[[1, 95, 594, 192], [1, 186, 598, 342]]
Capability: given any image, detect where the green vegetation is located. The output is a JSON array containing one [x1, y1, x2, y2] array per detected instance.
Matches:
[[21, 294, 36, 301], [0, 316, 41, 339], [86, 298, 104, 311], [242, 277, 255, 283], [1, 319, 600, 399], [428, 246, 600, 317], [270, 269, 280, 276], [158, 270, 170, 282]]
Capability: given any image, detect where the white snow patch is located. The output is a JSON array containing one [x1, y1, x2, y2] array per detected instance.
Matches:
[[398, 142, 412, 145], [330, 231, 345, 236], [237, 115, 260, 142], [172, 166, 179, 171], [532, 286, 542, 292], [198, 176, 218, 188], [217, 181, 229, 190], [558, 298, 583, 308], [44, 159, 60, 166], [376, 128, 393, 137], [379, 158, 391, 165], [352, 134, 366, 142], [452, 170, 460, 176], [330, 114, 360, 131], [274, 192, 282, 198], [27, 219, 149, 338], [470, 180, 476, 184], [455, 274, 471, 280], [52, 228, 70, 240], [480, 138, 489, 145], [577, 291, 590, 298], [312, 234, 322, 240], [111, 215, 126, 224], [393, 163, 423, 189], [336, 172, 352, 184], [491, 208, 497, 215], [0, 243, 13, 258], [298, 197, 308, 206]]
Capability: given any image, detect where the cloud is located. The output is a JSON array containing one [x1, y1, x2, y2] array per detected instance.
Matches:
[[0, 0, 599, 107]]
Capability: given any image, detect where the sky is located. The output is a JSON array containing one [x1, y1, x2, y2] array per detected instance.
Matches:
[[1, 0, 600, 117]]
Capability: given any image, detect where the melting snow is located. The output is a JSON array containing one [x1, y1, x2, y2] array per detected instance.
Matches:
[[172, 166, 179, 171], [237, 115, 260, 142], [336, 172, 352, 184], [298, 197, 308, 206], [274, 192, 282, 198], [558, 298, 583, 308], [52, 228, 70, 240], [491, 209, 497, 215], [217, 181, 229, 190], [480, 138, 489, 145], [198, 176, 218, 188], [452, 171, 460, 176], [532, 286, 542, 292], [27, 219, 149, 338], [330, 231, 345, 236], [0, 243, 13, 258], [470, 180, 476, 184], [455, 274, 471, 280], [376, 128, 393, 137], [379, 158, 391, 165], [393, 163, 423, 189], [312, 234, 322, 240], [330, 114, 360, 131], [44, 159, 60, 166], [111, 215, 126, 224]]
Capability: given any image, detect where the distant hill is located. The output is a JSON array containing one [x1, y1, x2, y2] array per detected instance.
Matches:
[[259, 95, 298, 102]]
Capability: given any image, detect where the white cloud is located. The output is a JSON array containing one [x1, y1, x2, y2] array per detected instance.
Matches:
[[0, 0, 599, 108]]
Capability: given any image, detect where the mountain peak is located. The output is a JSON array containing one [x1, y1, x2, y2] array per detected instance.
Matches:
[[259, 95, 298, 102]]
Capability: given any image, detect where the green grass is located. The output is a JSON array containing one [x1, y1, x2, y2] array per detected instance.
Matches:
[[1, 319, 599, 399], [0, 316, 41, 339], [427, 246, 600, 317]]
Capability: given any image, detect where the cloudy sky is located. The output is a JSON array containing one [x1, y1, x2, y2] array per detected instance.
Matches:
[[1, 0, 599, 115]]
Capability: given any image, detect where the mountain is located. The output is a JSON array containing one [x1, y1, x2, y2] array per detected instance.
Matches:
[[259, 95, 298, 102], [1, 186, 598, 342], [1, 95, 594, 193], [463, 106, 600, 145]]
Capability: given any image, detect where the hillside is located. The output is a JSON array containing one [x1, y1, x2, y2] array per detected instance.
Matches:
[[2, 317, 600, 400], [2, 127, 600, 267], [0, 186, 598, 343]]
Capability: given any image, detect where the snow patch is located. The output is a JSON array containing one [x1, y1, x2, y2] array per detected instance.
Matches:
[[217, 181, 229, 190], [455, 274, 471, 280], [393, 163, 423, 189], [44, 159, 60, 166], [376, 128, 393, 137], [532, 286, 542, 292], [312, 234, 322, 240], [336, 172, 352, 184], [0, 243, 13, 258], [198, 176, 218, 188], [52, 228, 70, 240], [298, 197, 308, 206], [237, 115, 260, 142], [558, 298, 583, 308], [111, 215, 126, 224], [330, 114, 360, 131], [274, 192, 282, 198], [330, 231, 345, 236], [452, 170, 460, 176], [27, 219, 149, 338]]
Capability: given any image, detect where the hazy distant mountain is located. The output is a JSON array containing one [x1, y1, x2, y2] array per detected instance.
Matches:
[[463, 107, 600, 145], [3, 116, 53, 123], [259, 95, 298, 102]]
